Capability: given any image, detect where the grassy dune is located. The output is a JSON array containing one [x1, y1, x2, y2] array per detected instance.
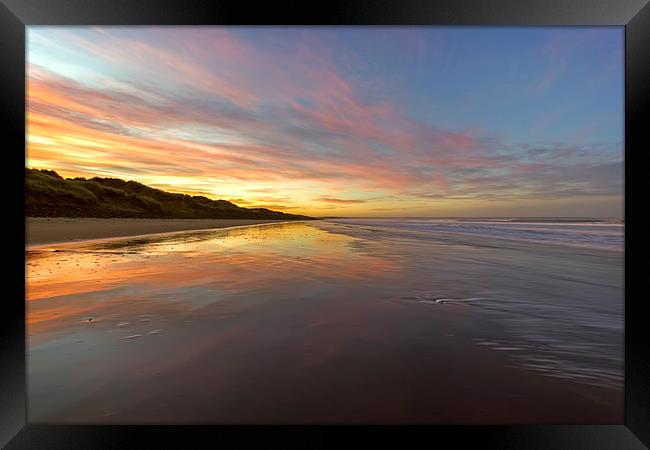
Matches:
[[26, 168, 312, 220]]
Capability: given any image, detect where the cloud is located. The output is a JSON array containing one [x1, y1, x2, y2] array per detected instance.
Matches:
[[316, 197, 367, 204], [533, 29, 620, 94]]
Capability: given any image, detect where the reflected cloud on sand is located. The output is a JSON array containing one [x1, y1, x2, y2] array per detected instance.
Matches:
[[27, 222, 401, 335], [26, 220, 623, 424]]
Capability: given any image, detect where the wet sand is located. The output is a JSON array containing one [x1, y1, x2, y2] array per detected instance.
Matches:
[[26, 221, 623, 423], [26, 217, 297, 246]]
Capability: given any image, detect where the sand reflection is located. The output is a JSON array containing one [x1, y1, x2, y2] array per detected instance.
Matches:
[[26, 221, 622, 423], [27, 222, 401, 336]]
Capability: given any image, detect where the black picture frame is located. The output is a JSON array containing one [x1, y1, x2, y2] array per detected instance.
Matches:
[[2, 0, 648, 448]]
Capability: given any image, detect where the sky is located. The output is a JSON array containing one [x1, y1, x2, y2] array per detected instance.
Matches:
[[26, 27, 624, 218]]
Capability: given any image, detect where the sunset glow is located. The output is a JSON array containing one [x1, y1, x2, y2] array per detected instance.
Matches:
[[27, 27, 623, 217]]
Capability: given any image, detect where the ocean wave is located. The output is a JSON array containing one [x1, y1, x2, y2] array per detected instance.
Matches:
[[328, 218, 624, 251]]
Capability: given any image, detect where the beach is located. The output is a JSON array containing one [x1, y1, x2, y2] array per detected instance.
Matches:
[[26, 218, 295, 246], [26, 219, 623, 423], [23, 25, 626, 429]]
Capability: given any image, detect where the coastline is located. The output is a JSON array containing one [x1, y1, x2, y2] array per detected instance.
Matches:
[[26, 217, 307, 246]]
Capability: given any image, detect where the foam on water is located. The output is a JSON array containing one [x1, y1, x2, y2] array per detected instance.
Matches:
[[316, 219, 623, 389], [329, 218, 624, 251]]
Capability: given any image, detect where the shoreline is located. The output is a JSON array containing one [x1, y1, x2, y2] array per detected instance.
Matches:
[[26, 217, 309, 247]]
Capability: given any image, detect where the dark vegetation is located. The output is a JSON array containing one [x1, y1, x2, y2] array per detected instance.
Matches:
[[26, 168, 312, 220]]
